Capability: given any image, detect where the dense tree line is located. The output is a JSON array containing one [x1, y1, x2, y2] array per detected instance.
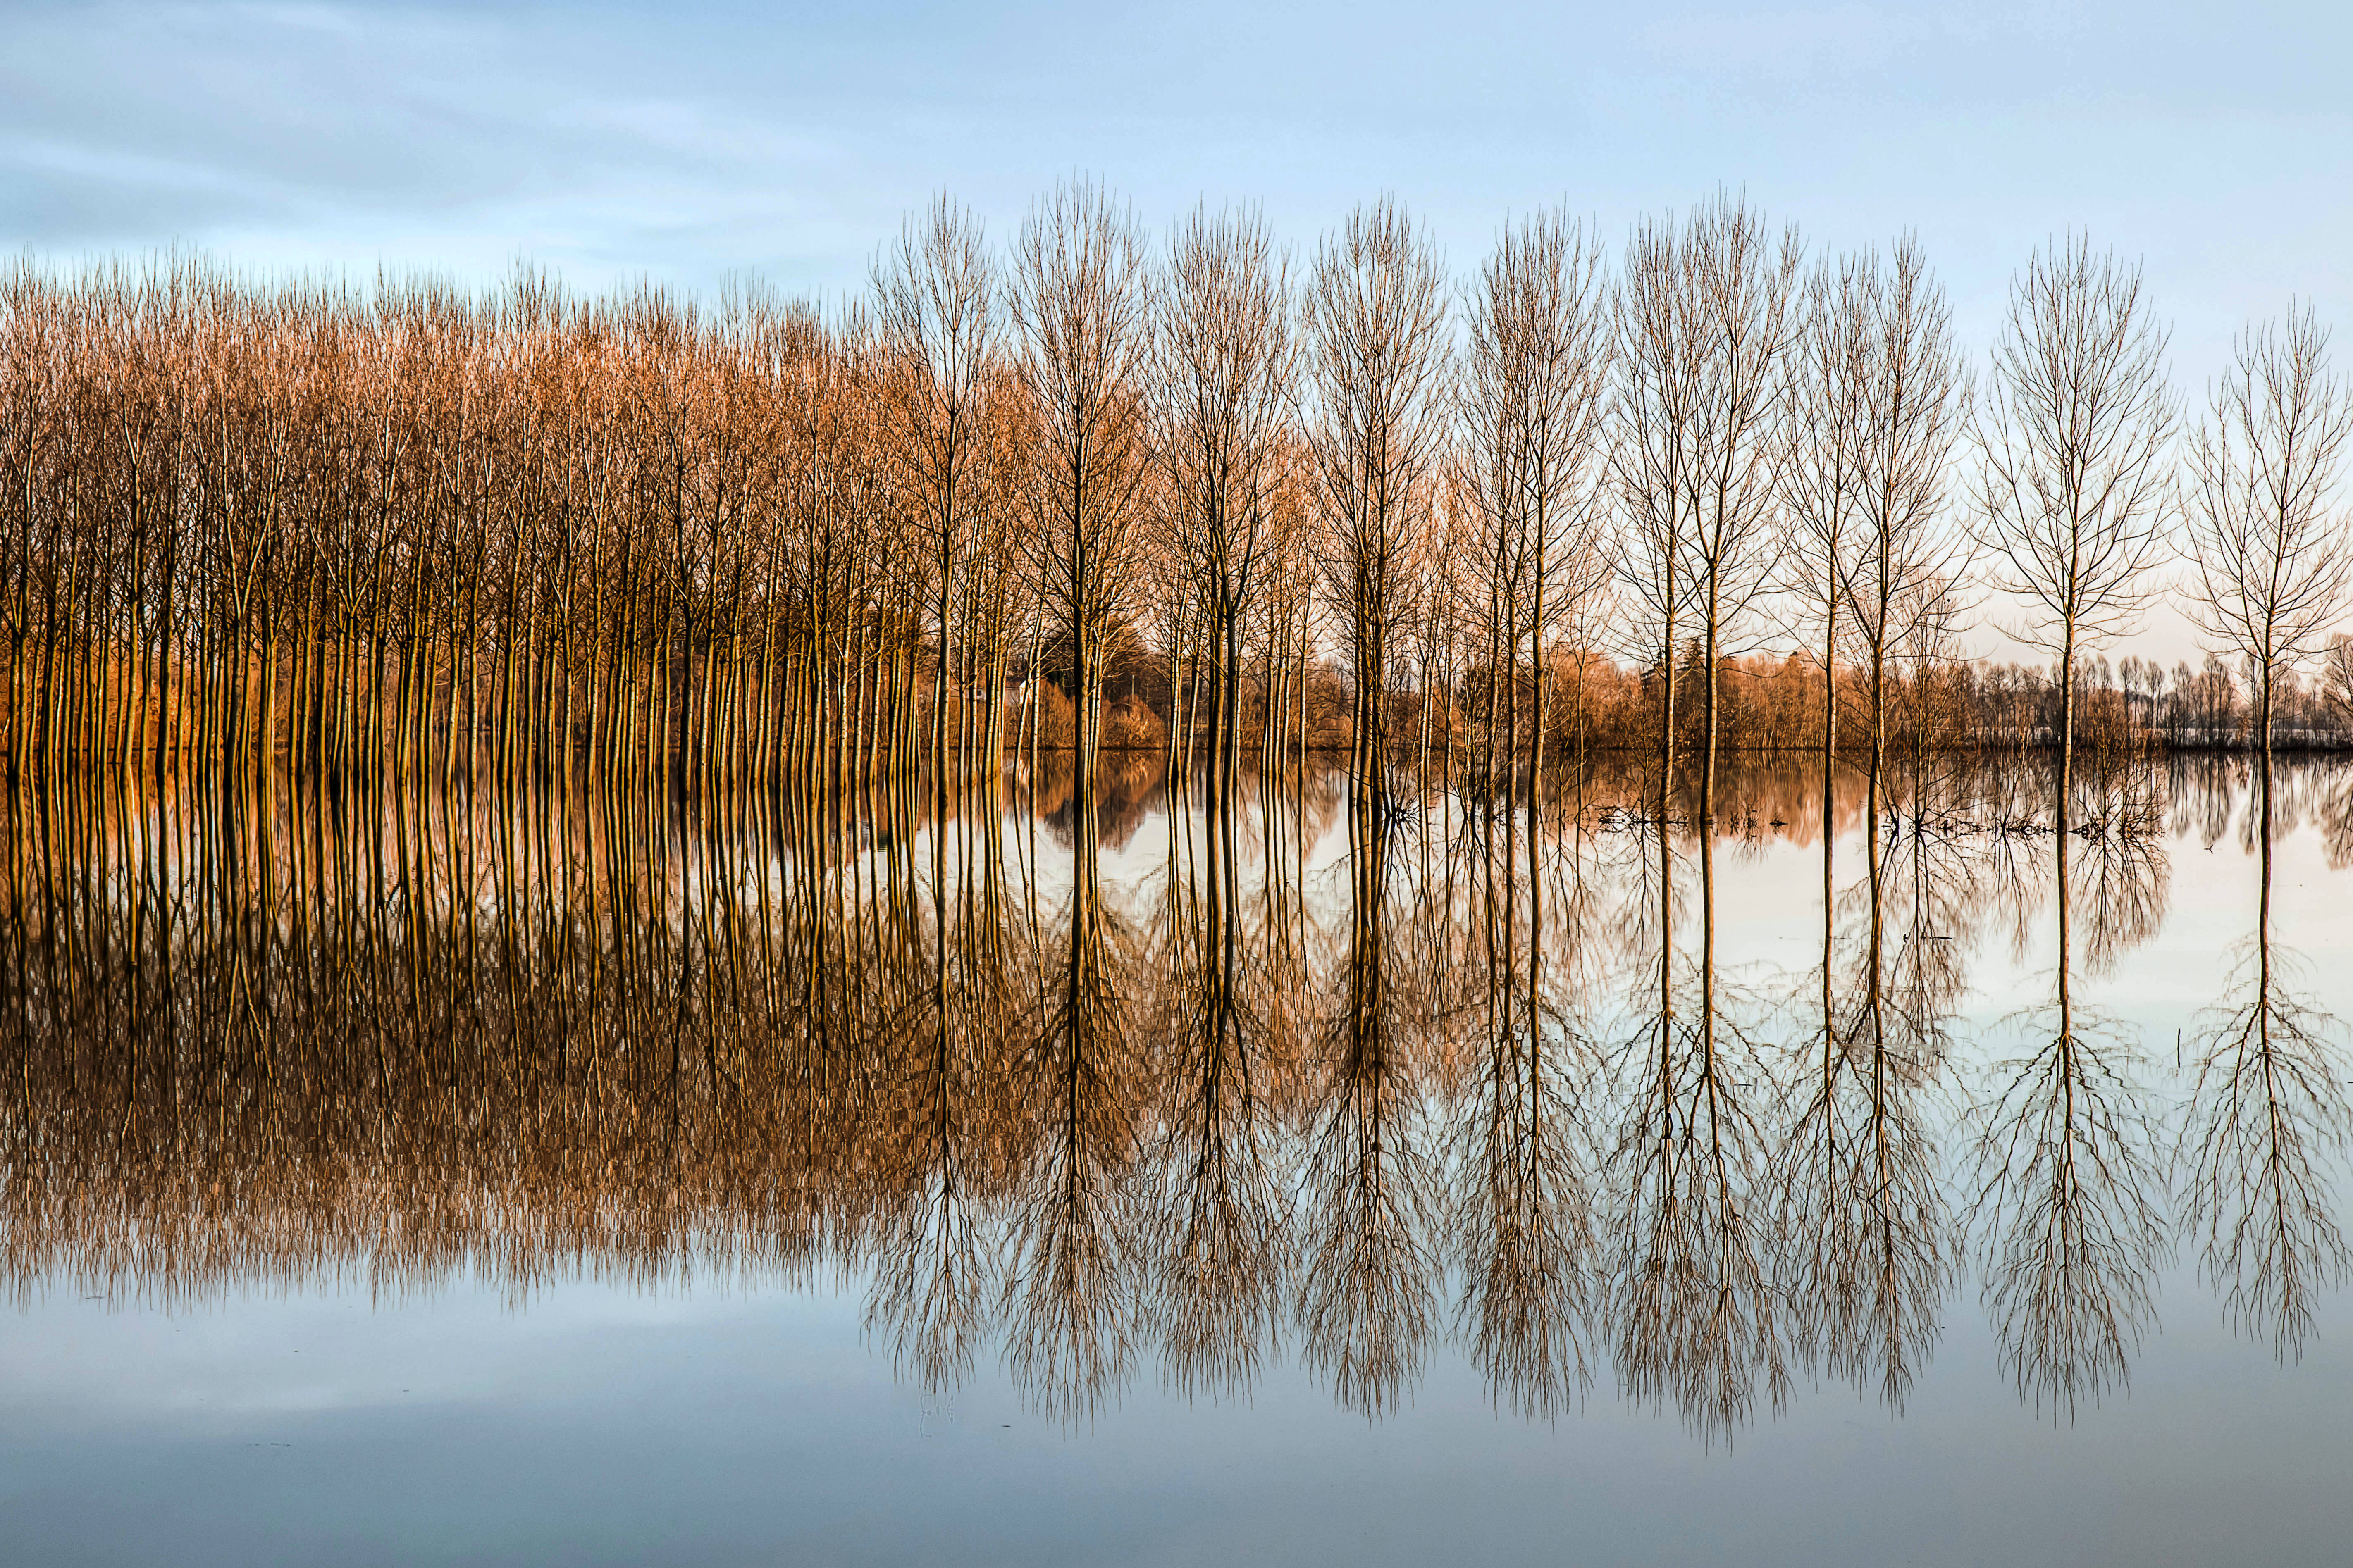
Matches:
[[4, 192, 2351, 806]]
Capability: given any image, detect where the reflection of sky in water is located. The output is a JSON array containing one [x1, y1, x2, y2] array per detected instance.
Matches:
[[8, 1259, 2348, 1564], [6, 763, 2353, 1566]]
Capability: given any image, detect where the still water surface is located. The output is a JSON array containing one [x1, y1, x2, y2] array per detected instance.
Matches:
[[5, 757, 2351, 1565]]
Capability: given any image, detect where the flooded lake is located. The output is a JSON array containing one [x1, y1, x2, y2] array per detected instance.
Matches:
[[6, 755, 2352, 1566]]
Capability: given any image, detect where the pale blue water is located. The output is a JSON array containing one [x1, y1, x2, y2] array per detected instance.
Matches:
[[5, 763, 2350, 1566]]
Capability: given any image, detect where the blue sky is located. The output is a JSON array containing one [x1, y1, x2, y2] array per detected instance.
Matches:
[[8, 2, 2347, 364], [6, 0, 2350, 659]]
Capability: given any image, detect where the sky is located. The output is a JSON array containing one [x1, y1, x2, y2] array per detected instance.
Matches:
[[5, 0, 2350, 664]]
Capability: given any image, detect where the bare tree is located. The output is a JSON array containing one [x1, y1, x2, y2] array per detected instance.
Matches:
[[1457, 205, 1615, 793], [1846, 237, 1968, 791], [1010, 179, 1155, 797], [1153, 203, 1298, 802], [1975, 233, 2175, 822], [1618, 194, 1802, 826], [1781, 248, 1877, 817], [2185, 302, 2353, 784], [1305, 197, 1452, 801], [873, 193, 998, 802]]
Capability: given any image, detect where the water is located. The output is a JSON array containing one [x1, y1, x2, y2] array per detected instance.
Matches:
[[5, 754, 2351, 1565]]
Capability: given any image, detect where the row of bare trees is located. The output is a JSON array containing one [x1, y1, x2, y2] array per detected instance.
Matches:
[[4, 193, 2349, 801]]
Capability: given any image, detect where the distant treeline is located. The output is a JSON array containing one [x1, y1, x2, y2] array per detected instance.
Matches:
[[4, 189, 2350, 800]]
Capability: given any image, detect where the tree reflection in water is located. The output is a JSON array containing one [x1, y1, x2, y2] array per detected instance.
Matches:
[[3, 755, 2345, 1431], [1605, 771, 1788, 1439], [1965, 762, 2172, 1418], [2176, 758, 2352, 1359]]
